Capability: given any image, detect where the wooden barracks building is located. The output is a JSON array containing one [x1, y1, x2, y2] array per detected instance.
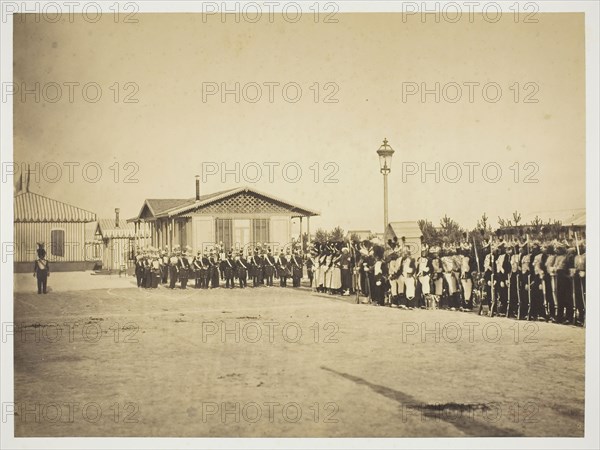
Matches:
[[129, 177, 319, 254]]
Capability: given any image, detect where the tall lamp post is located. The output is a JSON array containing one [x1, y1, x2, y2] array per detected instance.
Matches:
[[376, 138, 395, 234]]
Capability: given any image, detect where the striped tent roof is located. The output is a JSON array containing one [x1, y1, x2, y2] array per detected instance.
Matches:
[[14, 191, 96, 223], [96, 219, 150, 239], [96, 219, 135, 239]]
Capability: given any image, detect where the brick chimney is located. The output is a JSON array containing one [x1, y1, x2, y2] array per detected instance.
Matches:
[[195, 175, 200, 201], [115, 208, 120, 228]]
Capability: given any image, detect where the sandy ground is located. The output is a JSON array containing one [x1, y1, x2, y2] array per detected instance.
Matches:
[[14, 271, 135, 293], [13, 276, 585, 437]]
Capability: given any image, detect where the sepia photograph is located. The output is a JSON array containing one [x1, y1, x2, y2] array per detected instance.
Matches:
[[1, 1, 598, 449]]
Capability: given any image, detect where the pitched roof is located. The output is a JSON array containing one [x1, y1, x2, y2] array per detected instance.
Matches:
[[96, 219, 149, 239], [14, 191, 96, 222], [131, 186, 319, 220], [387, 221, 423, 238], [169, 186, 319, 217], [130, 188, 238, 221]]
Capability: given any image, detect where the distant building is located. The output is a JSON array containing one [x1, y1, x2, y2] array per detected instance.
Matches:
[[95, 208, 150, 272], [129, 179, 319, 253], [14, 191, 97, 272], [384, 221, 423, 255]]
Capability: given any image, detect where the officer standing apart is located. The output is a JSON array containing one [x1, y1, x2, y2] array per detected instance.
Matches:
[[33, 242, 50, 294]]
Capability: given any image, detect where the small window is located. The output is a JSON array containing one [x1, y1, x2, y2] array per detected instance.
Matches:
[[51, 229, 65, 257], [252, 218, 270, 243], [215, 218, 233, 250]]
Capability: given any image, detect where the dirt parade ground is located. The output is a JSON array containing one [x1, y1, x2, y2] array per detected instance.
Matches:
[[13, 276, 585, 437]]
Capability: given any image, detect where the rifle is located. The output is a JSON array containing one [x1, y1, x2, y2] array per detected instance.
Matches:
[[489, 247, 497, 317], [364, 261, 373, 304], [472, 237, 486, 316], [522, 234, 530, 320], [571, 270, 578, 325], [541, 273, 549, 320], [505, 265, 511, 319], [516, 272, 522, 320], [349, 240, 360, 304]]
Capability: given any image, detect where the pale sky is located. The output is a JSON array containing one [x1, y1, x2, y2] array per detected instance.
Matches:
[[13, 12, 585, 233]]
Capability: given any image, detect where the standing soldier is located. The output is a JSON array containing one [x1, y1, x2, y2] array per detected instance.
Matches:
[[278, 249, 290, 287], [566, 245, 578, 324], [221, 250, 236, 288], [482, 242, 496, 316], [263, 248, 276, 287], [161, 246, 170, 284], [143, 249, 152, 288], [549, 242, 571, 324], [150, 248, 161, 289], [519, 241, 533, 320], [306, 247, 315, 288], [401, 246, 417, 309], [388, 251, 402, 306], [416, 245, 432, 309], [362, 244, 376, 303], [329, 246, 342, 294], [459, 242, 475, 311], [209, 249, 220, 288], [247, 248, 256, 287], [248, 248, 259, 288], [339, 247, 352, 295], [291, 249, 304, 288], [199, 250, 210, 289], [168, 246, 180, 289], [178, 246, 191, 289], [494, 243, 510, 315], [505, 244, 520, 318], [430, 246, 444, 309], [33, 242, 50, 294], [543, 243, 557, 321], [323, 247, 333, 293], [451, 244, 464, 309], [573, 240, 586, 325], [316, 245, 328, 292], [441, 245, 458, 310], [255, 247, 265, 286], [135, 250, 145, 288], [532, 241, 550, 321], [370, 245, 388, 306], [237, 251, 248, 288], [193, 250, 203, 289]]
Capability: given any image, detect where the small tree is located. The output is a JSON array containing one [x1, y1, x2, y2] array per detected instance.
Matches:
[[418, 219, 439, 245], [314, 228, 330, 244], [477, 213, 489, 231], [512, 210, 522, 227], [439, 215, 464, 243], [330, 226, 346, 242]]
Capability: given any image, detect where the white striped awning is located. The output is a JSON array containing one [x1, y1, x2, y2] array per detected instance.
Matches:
[[96, 219, 149, 239], [14, 192, 96, 223]]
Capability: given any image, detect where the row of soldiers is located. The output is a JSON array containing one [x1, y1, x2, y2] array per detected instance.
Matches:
[[134, 244, 305, 290], [308, 235, 586, 326], [480, 238, 586, 325]]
